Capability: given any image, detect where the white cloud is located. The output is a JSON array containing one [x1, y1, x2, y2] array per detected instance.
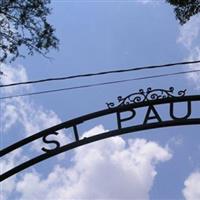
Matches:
[[1, 64, 69, 199], [1, 64, 172, 199], [0, 149, 28, 200], [177, 16, 200, 50], [182, 171, 200, 200], [0, 63, 60, 133], [0, 64, 69, 151], [0, 63, 30, 94], [15, 125, 172, 200], [177, 15, 200, 87], [186, 47, 200, 88], [136, 0, 162, 5]]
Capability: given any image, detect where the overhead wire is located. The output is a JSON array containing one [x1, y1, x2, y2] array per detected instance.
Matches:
[[0, 60, 200, 88], [1, 69, 200, 100]]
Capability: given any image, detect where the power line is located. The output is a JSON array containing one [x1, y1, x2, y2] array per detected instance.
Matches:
[[0, 60, 200, 88], [1, 69, 199, 100]]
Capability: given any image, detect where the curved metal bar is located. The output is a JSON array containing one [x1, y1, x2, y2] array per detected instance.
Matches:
[[1, 95, 200, 181], [1, 95, 200, 157], [1, 118, 200, 182]]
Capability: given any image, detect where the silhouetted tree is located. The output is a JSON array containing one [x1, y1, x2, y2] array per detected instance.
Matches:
[[1, 0, 200, 65], [167, 0, 200, 25], [0, 0, 59, 63]]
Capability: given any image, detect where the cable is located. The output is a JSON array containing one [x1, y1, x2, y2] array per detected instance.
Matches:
[[0, 60, 200, 88], [1, 69, 199, 100]]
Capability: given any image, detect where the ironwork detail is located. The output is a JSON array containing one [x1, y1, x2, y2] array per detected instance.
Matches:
[[106, 87, 186, 108]]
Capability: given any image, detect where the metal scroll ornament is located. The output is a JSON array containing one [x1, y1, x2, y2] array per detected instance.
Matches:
[[106, 87, 187, 109]]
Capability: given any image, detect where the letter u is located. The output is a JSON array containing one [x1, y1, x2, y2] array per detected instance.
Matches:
[[170, 101, 192, 120]]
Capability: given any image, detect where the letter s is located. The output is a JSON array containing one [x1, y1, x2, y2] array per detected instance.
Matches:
[[41, 131, 60, 153]]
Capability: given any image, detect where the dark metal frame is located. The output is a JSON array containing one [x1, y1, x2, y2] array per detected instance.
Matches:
[[1, 88, 200, 182]]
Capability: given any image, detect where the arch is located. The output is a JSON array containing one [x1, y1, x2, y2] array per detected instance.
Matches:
[[1, 93, 200, 182]]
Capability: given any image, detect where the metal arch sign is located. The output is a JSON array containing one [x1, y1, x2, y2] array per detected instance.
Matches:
[[1, 87, 200, 181]]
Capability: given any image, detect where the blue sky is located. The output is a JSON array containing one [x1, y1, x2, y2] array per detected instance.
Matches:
[[1, 1, 200, 199]]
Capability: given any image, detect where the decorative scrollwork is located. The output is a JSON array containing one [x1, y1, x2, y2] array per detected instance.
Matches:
[[106, 87, 187, 108]]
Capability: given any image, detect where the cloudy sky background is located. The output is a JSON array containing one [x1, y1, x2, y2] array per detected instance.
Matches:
[[1, 1, 200, 199]]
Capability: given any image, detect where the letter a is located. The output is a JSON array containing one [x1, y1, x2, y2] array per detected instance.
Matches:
[[143, 105, 162, 125]]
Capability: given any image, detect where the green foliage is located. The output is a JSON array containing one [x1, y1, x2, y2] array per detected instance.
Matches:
[[0, 0, 59, 63], [167, 0, 200, 25]]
